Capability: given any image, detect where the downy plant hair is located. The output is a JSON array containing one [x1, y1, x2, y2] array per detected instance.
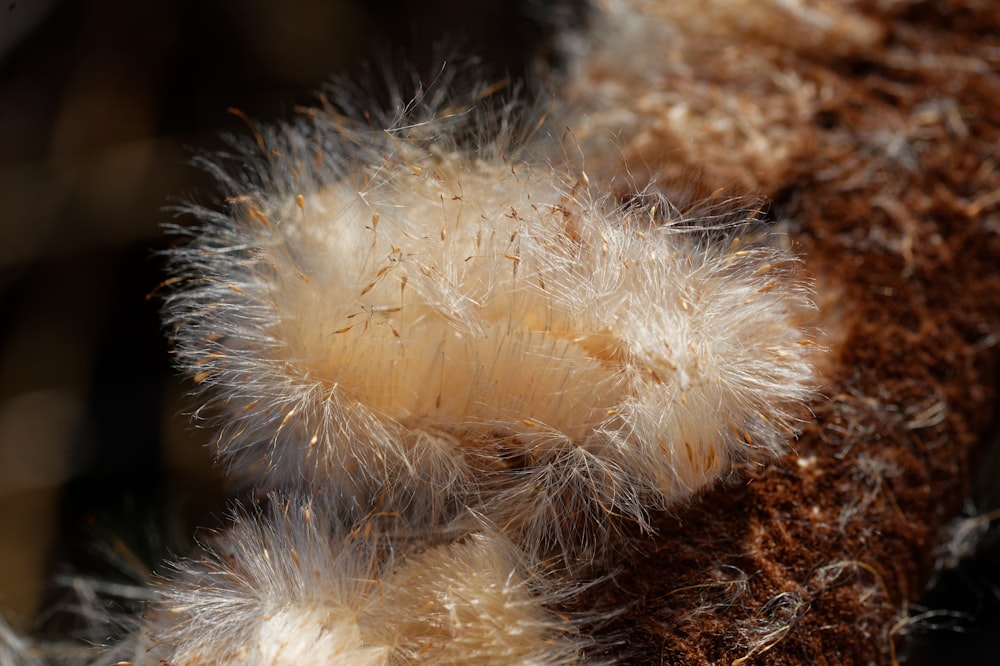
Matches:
[[96, 492, 587, 666], [163, 83, 818, 567]]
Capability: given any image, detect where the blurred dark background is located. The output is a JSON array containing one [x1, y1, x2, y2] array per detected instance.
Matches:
[[0, 0, 997, 663]]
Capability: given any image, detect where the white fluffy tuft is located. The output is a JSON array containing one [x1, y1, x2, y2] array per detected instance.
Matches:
[[110, 494, 584, 665], [164, 97, 817, 563]]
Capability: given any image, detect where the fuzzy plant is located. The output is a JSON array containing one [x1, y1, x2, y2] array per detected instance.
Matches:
[[0, 86, 816, 664], [161, 90, 817, 569], [4, 51, 821, 666], [93, 493, 588, 666], [4, 0, 995, 662], [0, 3, 843, 665]]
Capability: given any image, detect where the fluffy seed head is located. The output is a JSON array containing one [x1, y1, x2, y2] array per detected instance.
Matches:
[[114, 494, 584, 665], [164, 98, 817, 563]]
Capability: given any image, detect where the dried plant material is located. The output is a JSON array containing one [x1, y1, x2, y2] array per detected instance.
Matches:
[[561, 0, 884, 193], [557, 0, 1000, 662]]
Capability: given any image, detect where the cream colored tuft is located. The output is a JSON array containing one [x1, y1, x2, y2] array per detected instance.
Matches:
[[111, 494, 583, 665], [165, 98, 817, 563]]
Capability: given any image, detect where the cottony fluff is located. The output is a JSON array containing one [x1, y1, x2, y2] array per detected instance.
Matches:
[[164, 98, 816, 563], [103, 494, 583, 665]]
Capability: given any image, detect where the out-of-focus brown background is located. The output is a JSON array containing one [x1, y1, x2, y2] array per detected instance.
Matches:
[[0, 0, 578, 630]]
